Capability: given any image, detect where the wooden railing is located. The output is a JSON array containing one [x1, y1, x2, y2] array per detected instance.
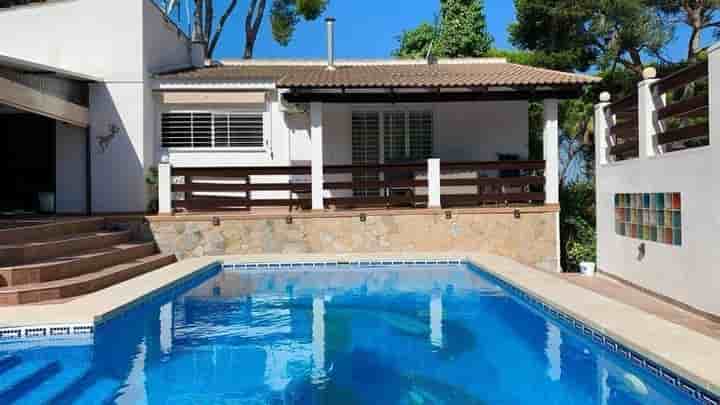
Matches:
[[169, 160, 546, 212], [606, 60, 709, 161], [652, 61, 709, 151], [607, 93, 639, 160]]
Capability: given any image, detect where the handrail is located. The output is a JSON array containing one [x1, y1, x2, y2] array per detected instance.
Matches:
[[652, 61, 709, 94]]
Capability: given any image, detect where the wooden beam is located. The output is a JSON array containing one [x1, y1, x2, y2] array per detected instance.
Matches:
[[0, 75, 88, 127], [283, 89, 582, 104]]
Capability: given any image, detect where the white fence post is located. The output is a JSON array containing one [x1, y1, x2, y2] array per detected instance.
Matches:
[[310, 102, 325, 210], [594, 92, 612, 168], [638, 68, 664, 159], [427, 158, 441, 208], [158, 156, 172, 215]]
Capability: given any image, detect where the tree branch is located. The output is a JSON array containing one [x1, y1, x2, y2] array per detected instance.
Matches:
[[208, 0, 239, 58]]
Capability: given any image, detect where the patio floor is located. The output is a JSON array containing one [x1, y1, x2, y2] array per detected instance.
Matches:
[[560, 272, 720, 340]]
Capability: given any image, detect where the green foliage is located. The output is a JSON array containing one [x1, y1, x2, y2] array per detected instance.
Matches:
[[146, 167, 159, 214], [394, 0, 493, 58], [567, 218, 597, 265], [510, 0, 671, 75], [270, 0, 328, 47], [560, 181, 596, 270]]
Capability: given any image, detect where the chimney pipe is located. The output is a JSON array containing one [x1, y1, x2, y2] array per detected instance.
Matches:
[[325, 17, 336, 71]]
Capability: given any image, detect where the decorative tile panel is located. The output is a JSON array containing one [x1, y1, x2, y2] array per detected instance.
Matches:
[[615, 193, 682, 245]]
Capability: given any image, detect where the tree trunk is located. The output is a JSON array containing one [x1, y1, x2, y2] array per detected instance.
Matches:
[[209, 0, 239, 58], [192, 0, 204, 42], [243, 0, 267, 59]]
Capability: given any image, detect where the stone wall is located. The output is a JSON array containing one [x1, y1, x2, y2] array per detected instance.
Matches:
[[145, 208, 560, 271]]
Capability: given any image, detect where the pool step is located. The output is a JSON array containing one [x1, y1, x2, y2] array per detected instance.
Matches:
[[0, 354, 21, 372], [0, 253, 177, 305], [16, 365, 89, 405], [0, 242, 158, 287], [0, 230, 132, 266], [0, 359, 61, 403], [63, 377, 122, 405], [56, 374, 121, 405], [0, 218, 105, 245]]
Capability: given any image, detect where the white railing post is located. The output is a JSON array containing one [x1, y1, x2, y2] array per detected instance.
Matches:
[[427, 158, 441, 208], [594, 92, 612, 169], [158, 155, 172, 215], [543, 99, 560, 205], [638, 68, 664, 159], [310, 102, 325, 210]]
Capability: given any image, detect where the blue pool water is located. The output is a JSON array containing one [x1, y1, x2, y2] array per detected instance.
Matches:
[[0, 263, 706, 404]]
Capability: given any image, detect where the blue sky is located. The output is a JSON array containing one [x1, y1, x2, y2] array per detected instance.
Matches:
[[167, 0, 710, 63], [184, 0, 518, 59]]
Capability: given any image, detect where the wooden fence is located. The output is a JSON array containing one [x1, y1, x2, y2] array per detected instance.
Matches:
[[169, 160, 546, 212]]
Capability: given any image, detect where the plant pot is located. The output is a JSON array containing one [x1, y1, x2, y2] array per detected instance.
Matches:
[[579, 262, 596, 277]]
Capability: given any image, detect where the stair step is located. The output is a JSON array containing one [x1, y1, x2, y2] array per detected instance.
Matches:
[[0, 242, 157, 287], [0, 218, 105, 245], [62, 375, 121, 405], [15, 365, 89, 405], [0, 360, 60, 403], [0, 253, 177, 305], [0, 230, 131, 266]]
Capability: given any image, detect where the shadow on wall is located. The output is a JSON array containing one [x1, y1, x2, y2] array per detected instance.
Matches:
[[89, 83, 146, 214]]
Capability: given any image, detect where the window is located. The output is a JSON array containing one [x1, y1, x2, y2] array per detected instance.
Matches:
[[381, 110, 433, 162], [161, 112, 264, 148]]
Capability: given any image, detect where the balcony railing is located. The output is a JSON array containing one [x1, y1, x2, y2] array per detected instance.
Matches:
[[160, 160, 546, 213]]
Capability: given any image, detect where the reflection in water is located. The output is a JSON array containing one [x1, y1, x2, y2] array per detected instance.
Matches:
[[0, 265, 699, 404], [311, 293, 326, 385], [545, 320, 562, 381], [430, 290, 444, 349]]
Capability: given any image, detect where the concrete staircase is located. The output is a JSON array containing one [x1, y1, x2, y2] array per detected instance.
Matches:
[[0, 218, 176, 305]]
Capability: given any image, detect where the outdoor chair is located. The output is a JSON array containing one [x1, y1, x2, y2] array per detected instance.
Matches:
[[384, 167, 417, 208]]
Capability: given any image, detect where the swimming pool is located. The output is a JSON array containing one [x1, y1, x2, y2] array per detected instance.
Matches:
[[0, 261, 714, 404]]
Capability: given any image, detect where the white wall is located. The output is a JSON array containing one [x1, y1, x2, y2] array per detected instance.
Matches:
[[0, 0, 192, 213], [0, 0, 144, 81], [595, 46, 720, 316], [55, 122, 87, 214], [596, 149, 719, 316]]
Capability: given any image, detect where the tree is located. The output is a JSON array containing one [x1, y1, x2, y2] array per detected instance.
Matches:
[[510, 0, 671, 76], [394, 0, 493, 58], [651, 0, 720, 62], [161, 0, 328, 59]]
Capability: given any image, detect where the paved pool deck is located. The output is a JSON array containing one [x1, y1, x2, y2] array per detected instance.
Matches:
[[0, 252, 719, 397]]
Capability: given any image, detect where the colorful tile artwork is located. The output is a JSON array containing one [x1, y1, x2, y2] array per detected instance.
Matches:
[[615, 193, 682, 246]]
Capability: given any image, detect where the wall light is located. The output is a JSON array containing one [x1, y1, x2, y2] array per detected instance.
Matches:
[[445, 211, 452, 220], [359, 213, 367, 222], [286, 216, 293, 225], [212, 216, 221, 226], [514, 209, 521, 219]]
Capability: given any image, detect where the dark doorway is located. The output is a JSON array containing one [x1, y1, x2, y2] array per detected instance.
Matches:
[[0, 112, 56, 214]]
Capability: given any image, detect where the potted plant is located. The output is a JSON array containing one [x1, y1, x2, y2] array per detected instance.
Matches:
[[567, 219, 597, 276]]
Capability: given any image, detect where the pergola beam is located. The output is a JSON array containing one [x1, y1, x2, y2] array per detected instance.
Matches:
[[283, 89, 582, 104], [0, 73, 89, 128]]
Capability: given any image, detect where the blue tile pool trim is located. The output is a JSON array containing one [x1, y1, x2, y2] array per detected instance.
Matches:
[[0, 324, 94, 341], [223, 259, 463, 271], [464, 261, 719, 405]]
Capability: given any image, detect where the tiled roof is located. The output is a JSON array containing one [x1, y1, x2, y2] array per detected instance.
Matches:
[[156, 60, 600, 89]]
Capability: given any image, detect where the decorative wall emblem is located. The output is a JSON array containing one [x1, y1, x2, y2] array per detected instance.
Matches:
[[615, 193, 682, 245], [97, 123, 120, 153]]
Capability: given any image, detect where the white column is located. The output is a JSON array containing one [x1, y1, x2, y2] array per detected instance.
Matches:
[[427, 158, 441, 208], [543, 99, 560, 205], [310, 102, 325, 210], [312, 294, 326, 383], [594, 94, 612, 168], [429, 292, 443, 348], [637, 70, 664, 159], [158, 155, 172, 215]]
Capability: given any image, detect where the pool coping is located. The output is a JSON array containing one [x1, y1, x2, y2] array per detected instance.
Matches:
[[0, 252, 718, 401]]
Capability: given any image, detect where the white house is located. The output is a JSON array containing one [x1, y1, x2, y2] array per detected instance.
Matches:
[[0, 0, 601, 272]]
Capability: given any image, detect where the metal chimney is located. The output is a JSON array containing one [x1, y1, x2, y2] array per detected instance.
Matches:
[[325, 17, 336, 71]]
